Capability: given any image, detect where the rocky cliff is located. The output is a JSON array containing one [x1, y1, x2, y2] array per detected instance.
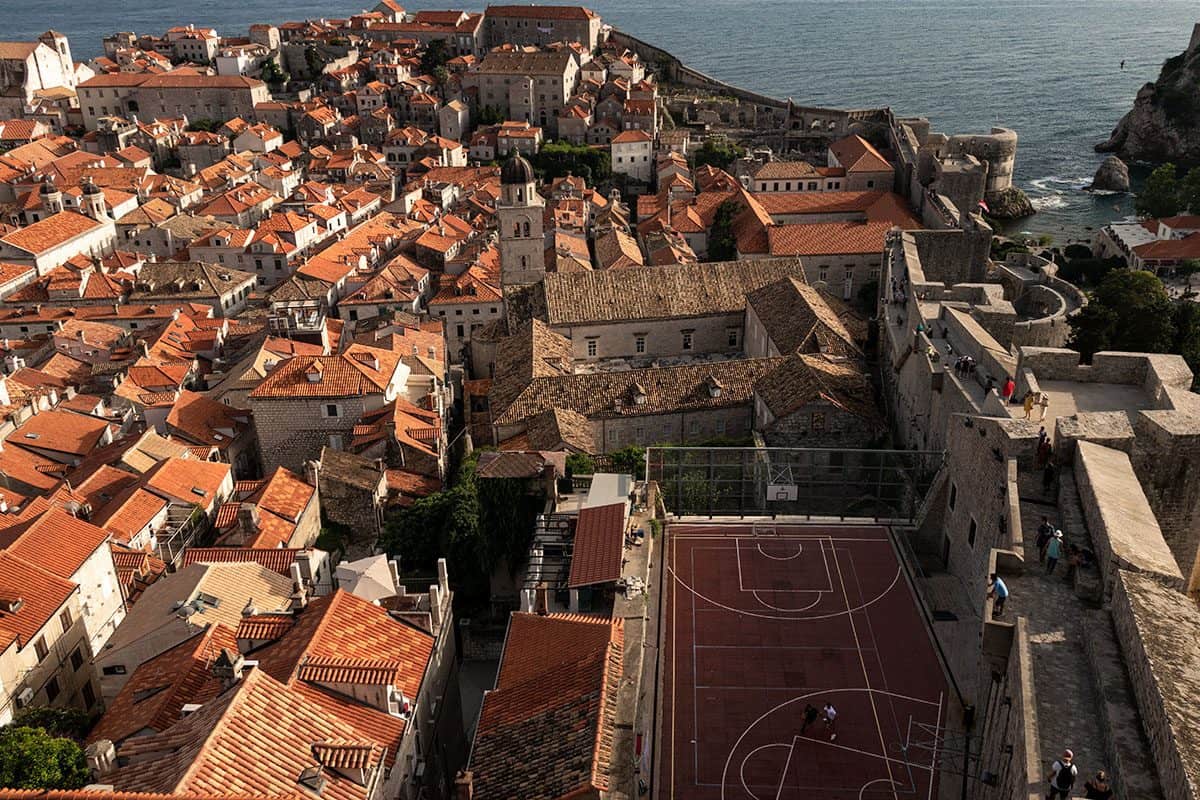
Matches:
[[1098, 23, 1200, 164]]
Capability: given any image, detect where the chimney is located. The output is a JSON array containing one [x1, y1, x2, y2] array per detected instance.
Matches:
[[237, 503, 261, 536], [437, 558, 449, 600], [429, 583, 442, 631], [243, 598, 258, 617], [212, 647, 245, 688], [535, 583, 549, 615], [304, 459, 321, 488], [85, 740, 118, 779], [290, 562, 304, 591], [454, 770, 474, 800], [389, 558, 402, 595]]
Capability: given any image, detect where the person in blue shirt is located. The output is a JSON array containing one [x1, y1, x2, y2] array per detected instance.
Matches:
[[1046, 531, 1064, 575], [988, 573, 1009, 617]]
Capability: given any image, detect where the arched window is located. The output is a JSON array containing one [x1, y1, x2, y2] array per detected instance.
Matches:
[[513, 222, 520, 237], [520, 255, 527, 267], [523, 221, 530, 237]]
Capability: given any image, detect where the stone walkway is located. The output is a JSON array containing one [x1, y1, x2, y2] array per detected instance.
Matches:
[[1002, 471, 1107, 786]]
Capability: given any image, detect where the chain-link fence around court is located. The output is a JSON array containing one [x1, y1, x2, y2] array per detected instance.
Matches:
[[647, 446, 944, 522]]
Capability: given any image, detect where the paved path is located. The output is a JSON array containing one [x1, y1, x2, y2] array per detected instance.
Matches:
[[1002, 471, 1106, 786]]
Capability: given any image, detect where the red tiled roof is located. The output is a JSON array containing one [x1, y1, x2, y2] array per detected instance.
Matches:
[[568, 503, 626, 588], [0, 506, 110, 580], [87, 623, 239, 745], [252, 590, 433, 699], [181, 547, 300, 576], [471, 613, 622, 799]]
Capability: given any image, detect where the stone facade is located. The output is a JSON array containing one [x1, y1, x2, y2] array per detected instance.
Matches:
[[1111, 570, 1200, 800], [251, 394, 377, 474], [314, 448, 387, 545]]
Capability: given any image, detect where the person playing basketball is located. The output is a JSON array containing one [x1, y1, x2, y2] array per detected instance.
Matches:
[[801, 703, 819, 735], [823, 702, 838, 741]]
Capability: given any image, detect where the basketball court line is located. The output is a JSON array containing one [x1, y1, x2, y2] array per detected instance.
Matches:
[[737, 536, 833, 593], [668, 528, 943, 800], [831, 542, 900, 800], [846, 548, 909, 773], [717, 689, 938, 800], [670, 541, 902, 622], [757, 541, 803, 560]]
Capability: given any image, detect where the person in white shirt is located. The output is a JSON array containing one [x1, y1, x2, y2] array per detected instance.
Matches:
[[1046, 749, 1077, 800], [823, 702, 838, 741]]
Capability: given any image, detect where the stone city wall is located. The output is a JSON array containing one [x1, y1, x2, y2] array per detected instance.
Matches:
[[1073, 441, 1183, 601], [1111, 570, 1200, 800]]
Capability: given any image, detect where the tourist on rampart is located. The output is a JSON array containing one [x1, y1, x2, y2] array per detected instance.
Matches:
[[1045, 531, 1064, 575], [1045, 750, 1078, 800], [987, 573, 1009, 616]]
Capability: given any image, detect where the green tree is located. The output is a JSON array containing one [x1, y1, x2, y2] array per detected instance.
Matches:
[[608, 445, 646, 480], [304, 46, 326, 79], [419, 39, 450, 75], [187, 118, 220, 133], [0, 726, 89, 790], [707, 199, 740, 262], [531, 140, 611, 182], [1068, 269, 1175, 359], [1172, 301, 1200, 387], [261, 58, 288, 88], [10, 708, 89, 742], [431, 65, 451, 101], [691, 138, 744, 172], [1180, 166, 1200, 213], [565, 452, 596, 475], [1136, 163, 1181, 219], [477, 105, 504, 126]]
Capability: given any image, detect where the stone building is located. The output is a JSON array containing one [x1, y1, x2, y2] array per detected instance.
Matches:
[[464, 50, 579, 136], [247, 344, 409, 473], [313, 447, 388, 546], [77, 70, 271, 130], [484, 4, 602, 51]]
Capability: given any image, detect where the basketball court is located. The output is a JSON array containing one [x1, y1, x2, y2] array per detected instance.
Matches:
[[658, 522, 949, 800]]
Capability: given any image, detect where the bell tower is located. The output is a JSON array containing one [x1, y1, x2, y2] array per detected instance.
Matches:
[[497, 150, 545, 290]]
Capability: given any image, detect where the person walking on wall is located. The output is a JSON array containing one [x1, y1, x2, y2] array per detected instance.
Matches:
[[1002, 377, 1016, 404], [988, 573, 1009, 616], [1036, 517, 1054, 561], [1046, 531, 1064, 575], [1046, 750, 1078, 800]]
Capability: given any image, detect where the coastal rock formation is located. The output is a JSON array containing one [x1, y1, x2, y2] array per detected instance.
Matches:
[[1091, 155, 1131, 192], [1098, 24, 1200, 164], [985, 186, 1036, 219]]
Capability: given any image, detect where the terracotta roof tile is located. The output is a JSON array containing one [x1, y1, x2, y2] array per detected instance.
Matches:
[[471, 613, 622, 799], [568, 503, 625, 587]]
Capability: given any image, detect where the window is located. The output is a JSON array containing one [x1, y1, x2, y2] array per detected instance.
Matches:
[[81, 681, 96, 709], [715, 419, 726, 435], [45, 676, 60, 702], [586, 339, 597, 357], [456, 324, 464, 337], [818, 267, 828, 282], [59, 608, 72, 634], [689, 420, 700, 436], [328, 434, 344, 450], [811, 412, 826, 432], [324, 404, 340, 418], [867, 180, 875, 188], [102, 664, 127, 676], [727, 329, 739, 348], [70, 647, 84, 672], [34, 636, 48, 662], [635, 336, 645, 354], [967, 518, 977, 549], [682, 332, 693, 351], [949, 483, 957, 511]]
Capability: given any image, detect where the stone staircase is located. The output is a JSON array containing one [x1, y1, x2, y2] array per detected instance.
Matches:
[[1083, 610, 1163, 800], [1056, 471, 1102, 605]]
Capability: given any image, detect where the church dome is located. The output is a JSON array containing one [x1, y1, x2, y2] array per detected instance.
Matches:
[[501, 150, 534, 185]]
